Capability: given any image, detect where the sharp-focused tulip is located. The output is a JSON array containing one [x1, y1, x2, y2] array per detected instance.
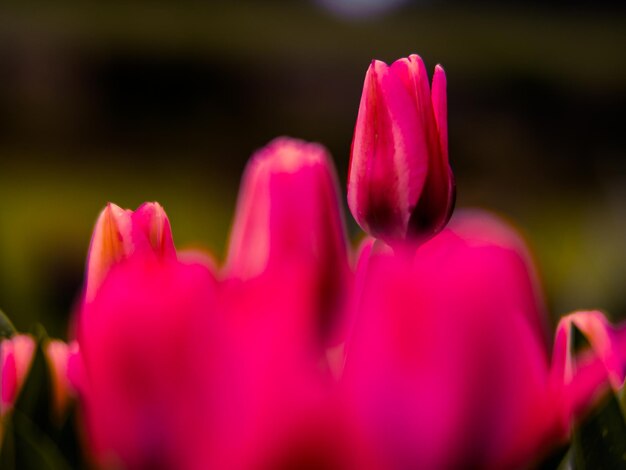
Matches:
[[348, 54, 455, 247], [226, 137, 352, 343], [342, 210, 626, 469], [84, 202, 175, 302]]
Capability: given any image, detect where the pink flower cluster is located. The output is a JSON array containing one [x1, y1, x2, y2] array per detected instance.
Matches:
[[2, 55, 625, 469]]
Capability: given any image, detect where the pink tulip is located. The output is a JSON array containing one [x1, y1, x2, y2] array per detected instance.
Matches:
[[343, 210, 626, 469], [551, 310, 626, 419], [1, 335, 74, 422], [46, 339, 76, 421], [1, 334, 35, 416], [348, 54, 455, 247], [84, 202, 175, 302], [226, 137, 352, 343], [78, 255, 225, 469]]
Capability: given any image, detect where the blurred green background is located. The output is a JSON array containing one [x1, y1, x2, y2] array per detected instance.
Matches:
[[0, 1, 624, 338]]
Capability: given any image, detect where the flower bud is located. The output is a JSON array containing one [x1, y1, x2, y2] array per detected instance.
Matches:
[[226, 137, 351, 343], [1, 335, 74, 422], [0, 334, 35, 416], [85, 202, 175, 302], [348, 54, 455, 247]]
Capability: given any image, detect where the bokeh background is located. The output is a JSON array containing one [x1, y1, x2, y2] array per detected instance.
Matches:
[[0, 0, 624, 339]]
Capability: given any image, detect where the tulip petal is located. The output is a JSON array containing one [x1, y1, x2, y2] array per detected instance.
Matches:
[[85, 203, 132, 302], [431, 64, 448, 164], [226, 137, 351, 344]]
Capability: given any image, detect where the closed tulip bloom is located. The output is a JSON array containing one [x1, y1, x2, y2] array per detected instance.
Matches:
[[348, 54, 454, 247], [1, 334, 35, 416], [226, 137, 352, 343], [84, 202, 176, 302], [342, 211, 626, 469], [1, 335, 74, 423]]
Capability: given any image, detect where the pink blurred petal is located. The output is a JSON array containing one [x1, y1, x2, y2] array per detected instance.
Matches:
[[1, 334, 35, 415], [343, 210, 565, 468], [226, 137, 352, 345], [46, 339, 74, 421], [84, 203, 133, 302], [131, 202, 176, 260], [79, 256, 223, 469], [550, 310, 626, 429], [84, 202, 176, 303]]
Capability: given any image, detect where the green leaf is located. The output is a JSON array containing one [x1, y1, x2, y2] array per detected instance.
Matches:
[[572, 391, 626, 469], [0, 309, 16, 339], [0, 410, 71, 470]]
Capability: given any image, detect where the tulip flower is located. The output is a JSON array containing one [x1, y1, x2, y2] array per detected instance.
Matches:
[[552, 310, 626, 415], [84, 202, 176, 302], [1, 335, 74, 423], [226, 137, 352, 343], [348, 54, 455, 248], [1, 335, 35, 417], [342, 210, 626, 469], [78, 255, 225, 469]]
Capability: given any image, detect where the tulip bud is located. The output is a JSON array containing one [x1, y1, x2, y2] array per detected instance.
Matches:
[[226, 137, 351, 343], [1, 335, 74, 424], [1, 334, 35, 416], [552, 310, 626, 395], [85, 202, 175, 302], [348, 54, 455, 247]]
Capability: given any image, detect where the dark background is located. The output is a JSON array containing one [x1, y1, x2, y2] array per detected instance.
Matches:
[[0, 0, 624, 338]]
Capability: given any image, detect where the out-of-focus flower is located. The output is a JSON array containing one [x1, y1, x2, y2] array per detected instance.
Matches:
[[46, 339, 76, 421], [84, 202, 175, 302], [0, 334, 35, 417], [552, 310, 626, 415], [78, 255, 224, 470], [226, 137, 352, 343], [215, 267, 381, 470], [342, 210, 626, 469], [348, 55, 454, 248], [1, 335, 74, 422]]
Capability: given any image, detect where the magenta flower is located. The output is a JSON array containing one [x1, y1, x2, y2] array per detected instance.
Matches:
[[226, 137, 352, 342], [78, 255, 225, 469], [84, 202, 176, 302], [1, 335, 35, 417], [342, 210, 626, 469], [348, 54, 455, 247], [1, 335, 74, 422]]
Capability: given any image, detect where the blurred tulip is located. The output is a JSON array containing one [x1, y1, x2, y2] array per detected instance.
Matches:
[[226, 137, 352, 343], [46, 339, 76, 421], [1, 335, 74, 423], [78, 255, 225, 469], [0, 334, 35, 416], [84, 202, 175, 302], [551, 310, 626, 418], [348, 54, 454, 248], [342, 210, 625, 469], [216, 267, 380, 470]]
